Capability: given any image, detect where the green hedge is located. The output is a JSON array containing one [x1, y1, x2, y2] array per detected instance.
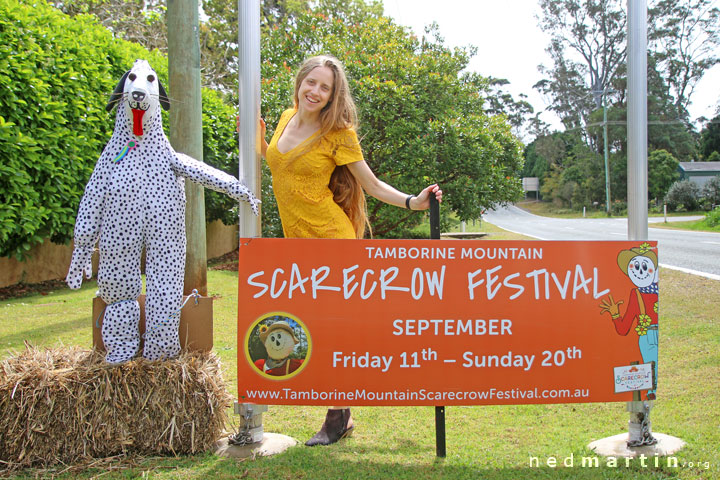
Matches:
[[0, 0, 238, 260]]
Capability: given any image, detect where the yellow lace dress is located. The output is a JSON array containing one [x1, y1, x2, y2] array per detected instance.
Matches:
[[266, 109, 364, 239]]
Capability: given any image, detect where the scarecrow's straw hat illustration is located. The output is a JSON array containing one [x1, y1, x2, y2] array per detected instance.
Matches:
[[617, 243, 658, 276], [259, 321, 300, 344]]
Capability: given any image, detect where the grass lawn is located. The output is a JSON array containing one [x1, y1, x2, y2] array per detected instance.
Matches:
[[1, 258, 718, 479], [516, 200, 616, 219], [647, 220, 720, 232], [515, 200, 720, 233]]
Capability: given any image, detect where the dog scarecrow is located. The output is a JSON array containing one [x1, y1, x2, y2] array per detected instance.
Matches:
[[254, 321, 304, 376], [66, 60, 259, 364]]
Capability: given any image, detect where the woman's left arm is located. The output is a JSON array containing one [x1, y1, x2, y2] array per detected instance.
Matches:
[[346, 160, 442, 211]]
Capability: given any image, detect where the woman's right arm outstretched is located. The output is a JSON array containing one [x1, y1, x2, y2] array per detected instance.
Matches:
[[346, 160, 442, 211]]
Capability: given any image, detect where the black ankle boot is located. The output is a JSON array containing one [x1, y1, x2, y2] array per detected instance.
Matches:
[[305, 408, 354, 446]]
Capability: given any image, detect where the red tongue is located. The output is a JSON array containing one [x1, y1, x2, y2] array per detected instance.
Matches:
[[131, 109, 145, 136]]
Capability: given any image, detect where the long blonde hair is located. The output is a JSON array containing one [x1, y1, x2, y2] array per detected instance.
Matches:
[[293, 55, 370, 238]]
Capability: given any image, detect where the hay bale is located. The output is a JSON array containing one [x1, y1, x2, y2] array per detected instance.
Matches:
[[0, 344, 232, 469]]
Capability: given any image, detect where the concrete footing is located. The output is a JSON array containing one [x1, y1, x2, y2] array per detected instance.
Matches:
[[588, 432, 685, 457], [215, 433, 297, 459], [440, 232, 488, 239]]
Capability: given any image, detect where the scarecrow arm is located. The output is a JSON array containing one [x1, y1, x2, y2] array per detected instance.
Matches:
[[604, 290, 640, 336], [66, 164, 107, 289], [170, 152, 260, 216], [599, 293, 623, 317]]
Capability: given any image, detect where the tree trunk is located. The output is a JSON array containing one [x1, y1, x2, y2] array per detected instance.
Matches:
[[167, 0, 208, 295]]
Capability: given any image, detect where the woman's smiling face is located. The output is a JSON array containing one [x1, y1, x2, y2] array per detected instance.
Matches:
[[298, 66, 334, 114]]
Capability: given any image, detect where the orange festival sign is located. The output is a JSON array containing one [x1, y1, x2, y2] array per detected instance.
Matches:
[[237, 239, 659, 406]]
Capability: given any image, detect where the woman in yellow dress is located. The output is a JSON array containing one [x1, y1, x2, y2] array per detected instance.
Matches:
[[262, 54, 442, 446]]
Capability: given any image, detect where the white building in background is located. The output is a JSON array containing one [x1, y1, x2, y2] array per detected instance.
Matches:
[[678, 162, 720, 187]]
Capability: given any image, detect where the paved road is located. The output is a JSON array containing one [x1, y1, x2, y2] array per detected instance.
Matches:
[[482, 205, 720, 280]]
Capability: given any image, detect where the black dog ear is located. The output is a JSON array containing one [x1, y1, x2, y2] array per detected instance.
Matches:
[[106, 70, 130, 112], [158, 79, 170, 111]]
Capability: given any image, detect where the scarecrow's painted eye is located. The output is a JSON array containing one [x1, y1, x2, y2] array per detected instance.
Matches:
[[128, 73, 137, 81], [147, 75, 155, 82]]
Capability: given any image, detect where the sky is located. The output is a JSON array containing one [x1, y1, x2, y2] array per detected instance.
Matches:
[[381, 0, 720, 134]]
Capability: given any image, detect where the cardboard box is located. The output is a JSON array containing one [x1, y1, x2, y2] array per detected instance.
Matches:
[[92, 294, 213, 353]]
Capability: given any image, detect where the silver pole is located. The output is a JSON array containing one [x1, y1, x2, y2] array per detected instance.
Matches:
[[603, 92, 611, 216], [626, 0, 656, 449], [238, 0, 262, 238], [627, 0, 648, 241], [233, 0, 266, 447]]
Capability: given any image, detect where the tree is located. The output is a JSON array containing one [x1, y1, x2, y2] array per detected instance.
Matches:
[[538, 46, 697, 208], [648, 149, 680, 203], [699, 115, 720, 159], [46, 0, 524, 238], [200, 0, 381, 96], [197, 0, 239, 94], [483, 77, 535, 139], [664, 179, 701, 211], [523, 131, 583, 181], [537, 0, 720, 127], [701, 176, 720, 207], [527, 131, 601, 208], [596, 58, 697, 164], [650, 0, 720, 118], [48, 0, 167, 53], [645, 57, 697, 161], [0, 0, 239, 259], [536, 0, 627, 129], [259, 9, 524, 237]]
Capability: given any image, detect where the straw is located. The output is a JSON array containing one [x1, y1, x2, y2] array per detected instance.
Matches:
[[0, 344, 232, 471]]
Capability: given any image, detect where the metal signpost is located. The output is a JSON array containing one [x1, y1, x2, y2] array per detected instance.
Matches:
[[231, 0, 264, 448], [429, 195, 445, 458], [626, 0, 655, 447], [238, 0, 262, 239]]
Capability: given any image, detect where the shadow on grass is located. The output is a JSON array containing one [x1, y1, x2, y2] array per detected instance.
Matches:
[[2, 445, 703, 480], [180, 448, 693, 480], [0, 317, 89, 346], [0, 281, 99, 356], [349, 436, 434, 456]]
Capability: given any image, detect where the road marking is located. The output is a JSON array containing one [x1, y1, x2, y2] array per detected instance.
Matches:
[[660, 263, 720, 281], [610, 232, 624, 236], [702, 241, 720, 245]]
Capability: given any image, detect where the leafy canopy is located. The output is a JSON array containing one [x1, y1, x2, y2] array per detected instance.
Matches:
[[258, 6, 524, 237], [0, 0, 238, 259], [4, 0, 524, 251]]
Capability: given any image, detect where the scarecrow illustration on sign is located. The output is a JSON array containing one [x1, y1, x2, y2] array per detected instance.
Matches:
[[599, 242, 659, 399], [254, 321, 305, 377]]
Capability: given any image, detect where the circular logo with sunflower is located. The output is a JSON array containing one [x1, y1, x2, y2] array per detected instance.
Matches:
[[244, 312, 311, 380]]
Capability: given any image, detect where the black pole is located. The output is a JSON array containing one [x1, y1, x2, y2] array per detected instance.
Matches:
[[435, 406, 446, 458], [429, 195, 445, 457], [429, 195, 440, 240]]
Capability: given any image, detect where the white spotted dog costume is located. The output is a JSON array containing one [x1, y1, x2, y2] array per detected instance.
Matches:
[[66, 60, 259, 364]]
